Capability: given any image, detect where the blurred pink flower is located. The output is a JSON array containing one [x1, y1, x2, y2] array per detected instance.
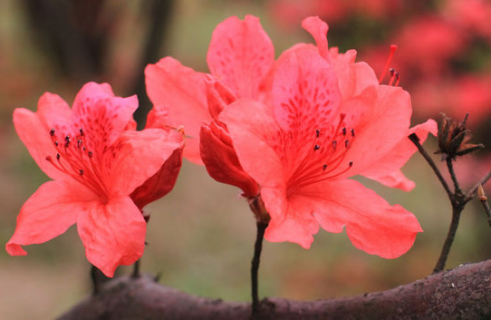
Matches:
[[6, 82, 184, 277], [394, 16, 466, 78], [411, 75, 491, 124], [269, 0, 403, 31], [444, 0, 491, 41]]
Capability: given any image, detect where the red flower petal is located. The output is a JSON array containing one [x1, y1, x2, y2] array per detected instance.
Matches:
[[36, 92, 73, 132], [361, 119, 438, 191], [207, 15, 275, 100], [272, 48, 341, 132], [108, 128, 184, 196], [6, 180, 97, 255], [13, 108, 67, 181], [301, 16, 329, 60], [262, 187, 319, 249], [200, 121, 259, 198], [309, 179, 422, 258], [341, 85, 412, 177], [77, 196, 146, 277], [72, 82, 139, 146], [130, 129, 184, 209], [145, 57, 209, 164], [219, 98, 284, 188]]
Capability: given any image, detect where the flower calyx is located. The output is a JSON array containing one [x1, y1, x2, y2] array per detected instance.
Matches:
[[248, 195, 271, 224]]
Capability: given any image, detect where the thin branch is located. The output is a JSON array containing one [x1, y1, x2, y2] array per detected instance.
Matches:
[[132, 260, 141, 279], [466, 169, 491, 202], [432, 206, 463, 273], [251, 222, 268, 313], [478, 185, 491, 227], [408, 133, 453, 200], [446, 157, 462, 194], [90, 265, 99, 295]]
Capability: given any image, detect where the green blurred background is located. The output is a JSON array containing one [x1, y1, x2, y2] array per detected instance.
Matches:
[[1, 0, 491, 319]]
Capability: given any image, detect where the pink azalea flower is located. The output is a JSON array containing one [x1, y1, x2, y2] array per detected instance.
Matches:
[[147, 15, 436, 257], [146, 15, 274, 198], [217, 16, 436, 257], [145, 15, 275, 165], [6, 82, 184, 277]]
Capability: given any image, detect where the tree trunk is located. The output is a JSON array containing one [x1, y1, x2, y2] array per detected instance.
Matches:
[[57, 259, 491, 320]]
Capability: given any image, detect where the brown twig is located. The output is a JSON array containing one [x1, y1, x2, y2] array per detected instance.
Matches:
[[132, 260, 141, 279], [408, 133, 452, 200], [432, 205, 464, 273], [466, 169, 491, 202], [446, 157, 462, 194], [251, 221, 268, 314], [477, 185, 491, 227], [409, 133, 467, 273]]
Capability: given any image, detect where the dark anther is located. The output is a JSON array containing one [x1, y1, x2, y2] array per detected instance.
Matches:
[[77, 140, 83, 148], [395, 73, 400, 81], [56, 153, 61, 161], [316, 129, 320, 138], [314, 144, 320, 151], [79, 128, 84, 136], [390, 68, 395, 76], [55, 141, 59, 147], [349, 161, 353, 167], [83, 147, 86, 152], [79, 170, 84, 176], [50, 129, 55, 136], [322, 164, 327, 170], [65, 136, 71, 148], [342, 127, 347, 135], [332, 141, 337, 149], [351, 129, 355, 137], [88, 151, 93, 158], [345, 140, 350, 148]]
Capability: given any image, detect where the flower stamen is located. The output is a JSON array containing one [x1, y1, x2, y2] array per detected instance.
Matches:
[[45, 128, 108, 196], [378, 44, 398, 84], [286, 115, 355, 196]]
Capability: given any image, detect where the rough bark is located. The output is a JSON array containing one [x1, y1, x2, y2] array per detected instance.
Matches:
[[57, 259, 491, 320]]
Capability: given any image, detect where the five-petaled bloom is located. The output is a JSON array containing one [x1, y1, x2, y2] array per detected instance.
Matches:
[[146, 15, 437, 258], [6, 82, 184, 276]]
